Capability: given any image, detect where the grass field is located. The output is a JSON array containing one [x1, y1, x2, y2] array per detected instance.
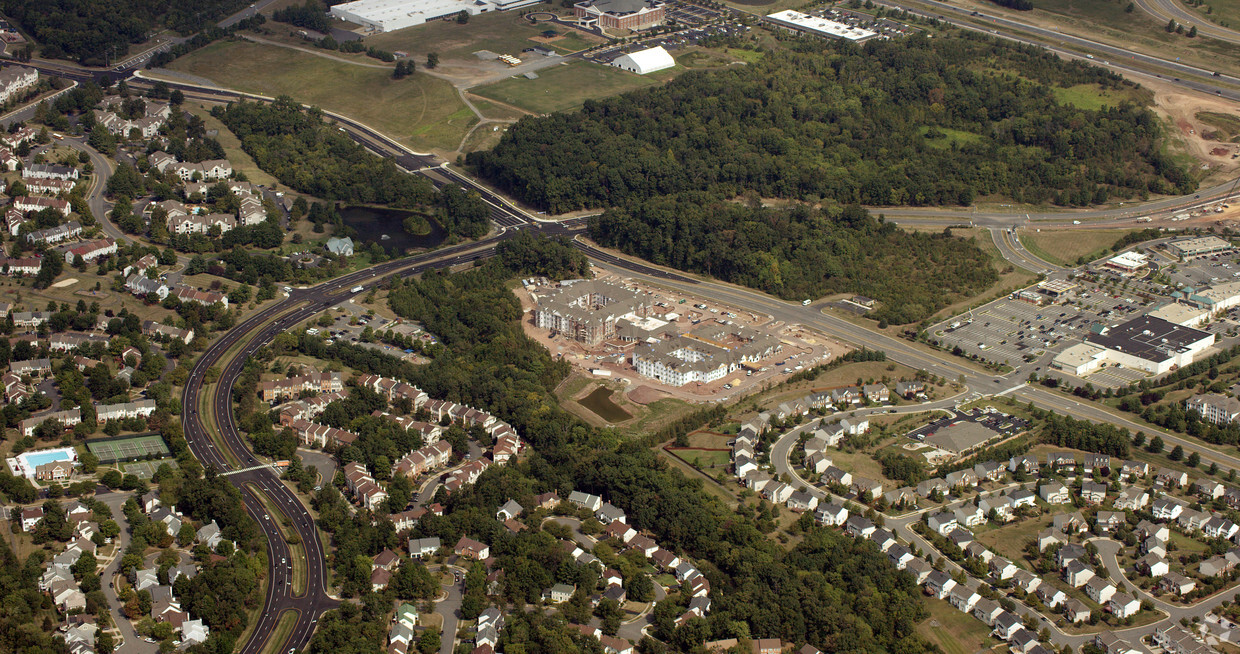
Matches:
[[364, 8, 602, 62], [472, 60, 663, 114], [672, 448, 732, 471], [1186, 0, 1240, 30], [1018, 228, 1132, 266], [185, 102, 277, 186], [917, 125, 985, 150], [166, 40, 474, 152], [1051, 83, 1153, 110], [916, 597, 997, 654]]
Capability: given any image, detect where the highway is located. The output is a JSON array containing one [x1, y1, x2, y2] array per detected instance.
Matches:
[[5, 6, 1237, 648]]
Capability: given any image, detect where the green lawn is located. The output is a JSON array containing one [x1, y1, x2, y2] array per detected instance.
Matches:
[[917, 125, 985, 150], [916, 597, 997, 654], [472, 60, 663, 114], [673, 448, 732, 471], [166, 40, 474, 152], [1051, 83, 1153, 111], [364, 8, 603, 62], [1018, 228, 1138, 266]]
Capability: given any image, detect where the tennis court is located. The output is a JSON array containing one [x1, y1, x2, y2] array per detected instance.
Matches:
[[86, 434, 171, 464], [122, 459, 177, 479]]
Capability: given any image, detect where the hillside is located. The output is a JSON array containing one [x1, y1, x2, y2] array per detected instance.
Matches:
[[467, 32, 1194, 213]]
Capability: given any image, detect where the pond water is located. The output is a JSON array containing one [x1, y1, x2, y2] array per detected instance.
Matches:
[[338, 206, 446, 255], [579, 386, 632, 423]]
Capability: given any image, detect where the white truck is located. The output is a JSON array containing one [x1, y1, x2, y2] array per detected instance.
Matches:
[[351, 285, 364, 293]]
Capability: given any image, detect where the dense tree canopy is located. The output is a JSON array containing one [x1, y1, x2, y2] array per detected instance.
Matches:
[[346, 238, 934, 652], [2, 0, 250, 64], [214, 97, 436, 208], [590, 197, 996, 324], [469, 33, 1192, 213]]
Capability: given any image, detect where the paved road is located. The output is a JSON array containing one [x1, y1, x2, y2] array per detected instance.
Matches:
[[989, 227, 1063, 275], [95, 489, 159, 654], [1134, 0, 1240, 45]]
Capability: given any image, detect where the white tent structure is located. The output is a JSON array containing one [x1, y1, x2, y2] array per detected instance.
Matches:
[[610, 46, 675, 75]]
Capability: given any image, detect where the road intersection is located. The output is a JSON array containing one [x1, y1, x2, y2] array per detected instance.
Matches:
[[7, 7, 1239, 650]]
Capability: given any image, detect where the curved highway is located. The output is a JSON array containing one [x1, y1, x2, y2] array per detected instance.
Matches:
[[1134, 0, 1240, 44]]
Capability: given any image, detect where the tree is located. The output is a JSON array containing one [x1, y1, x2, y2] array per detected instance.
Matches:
[[1187, 451, 1201, 468], [626, 572, 654, 602], [101, 469, 123, 488], [1170, 445, 1184, 461], [1148, 435, 1164, 453], [80, 452, 99, 474], [456, 10, 469, 23], [426, 52, 439, 69], [417, 628, 441, 654], [1188, 25, 1198, 37], [1167, 18, 1178, 31]]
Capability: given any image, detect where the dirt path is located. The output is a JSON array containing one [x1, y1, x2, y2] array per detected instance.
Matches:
[[241, 34, 393, 69]]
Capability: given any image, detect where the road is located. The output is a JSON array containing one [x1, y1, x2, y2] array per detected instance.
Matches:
[[1133, 0, 1240, 45], [95, 489, 159, 654], [989, 227, 1063, 275], [3, 7, 1236, 647]]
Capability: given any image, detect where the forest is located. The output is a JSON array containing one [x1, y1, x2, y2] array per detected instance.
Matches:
[[1, 0, 250, 64], [468, 33, 1191, 213], [589, 197, 997, 324], [214, 98, 492, 238], [214, 98, 436, 209], [303, 237, 934, 653]]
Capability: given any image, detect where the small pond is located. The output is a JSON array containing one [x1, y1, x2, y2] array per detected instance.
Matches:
[[579, 387, 632, 423], [338, 206, 446, 255]]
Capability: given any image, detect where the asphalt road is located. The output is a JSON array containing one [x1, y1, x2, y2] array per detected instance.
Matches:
[[1133, 0, 1240, 45]]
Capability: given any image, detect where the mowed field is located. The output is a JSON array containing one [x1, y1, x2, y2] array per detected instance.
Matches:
[[1017, 228, 1133, 266], [916, 597, 997, 654], [365, 9, 602, 63], [165, 41, 474, 152], [472, 60, 667, 114]]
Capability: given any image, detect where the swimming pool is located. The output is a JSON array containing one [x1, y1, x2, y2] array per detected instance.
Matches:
[[14, 447, 78, 479]]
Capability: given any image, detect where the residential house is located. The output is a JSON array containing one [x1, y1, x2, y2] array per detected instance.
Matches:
[[1109, 593, 1141, 619], [1114, 486, 1150, 510], [1039, 482, 1069, 504]]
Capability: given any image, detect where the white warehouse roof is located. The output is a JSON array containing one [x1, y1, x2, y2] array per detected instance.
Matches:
[[610, 46, 675, 75], [765, 10, 878, 41]]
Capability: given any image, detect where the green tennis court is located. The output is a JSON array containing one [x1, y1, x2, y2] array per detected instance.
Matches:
[[86, 434, 171, 464]]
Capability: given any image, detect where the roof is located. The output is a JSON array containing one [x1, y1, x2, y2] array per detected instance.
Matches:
[[1086, 315, 1212, 363], [613, 46, 675, 73], [577, 0, 657, 14], [925, 421, 997, 453]]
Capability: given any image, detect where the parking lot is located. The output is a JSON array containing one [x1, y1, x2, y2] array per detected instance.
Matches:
[[805, 6, 917, 39], [665, 1, 724, 26], [906, 407, 1030, 442], [931, 283, 1151, 369]]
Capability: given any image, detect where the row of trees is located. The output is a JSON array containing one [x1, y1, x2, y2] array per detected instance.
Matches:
[[469, 32, 1191, 213]]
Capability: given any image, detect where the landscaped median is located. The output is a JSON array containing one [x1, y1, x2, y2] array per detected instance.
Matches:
[[247, 482, 309, 596]]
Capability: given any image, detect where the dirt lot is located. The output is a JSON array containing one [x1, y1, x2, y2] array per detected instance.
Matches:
[[1147, 78, 1240, 182]]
